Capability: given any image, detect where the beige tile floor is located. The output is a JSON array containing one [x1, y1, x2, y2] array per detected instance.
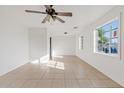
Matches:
[[0, 55, 122, 88]]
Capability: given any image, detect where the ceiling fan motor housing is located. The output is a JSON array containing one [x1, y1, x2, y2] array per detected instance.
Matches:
[[46, 8, 56, 16]]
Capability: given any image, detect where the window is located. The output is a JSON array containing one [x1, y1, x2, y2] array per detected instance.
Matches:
[[95, 18, 119, 55], [79, 36, 84, 50]]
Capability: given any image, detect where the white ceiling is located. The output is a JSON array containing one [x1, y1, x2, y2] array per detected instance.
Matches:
[[1, 5, 115, 36]]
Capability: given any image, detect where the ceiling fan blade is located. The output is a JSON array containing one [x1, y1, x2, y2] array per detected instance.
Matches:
[[42, 15, 50, 23], [44, 5, 53, 9], [52, 16, 56, 21], [55, 12, 72, 17], [25, 10, 46, 14], [48, 15, 51, 22], [55, 16, 65, 23]]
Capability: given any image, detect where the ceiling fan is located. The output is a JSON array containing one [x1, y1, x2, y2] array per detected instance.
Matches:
[[25, 5, 72, 23]]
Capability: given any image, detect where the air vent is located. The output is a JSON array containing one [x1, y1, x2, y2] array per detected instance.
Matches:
[[73, 26, 78, 29]]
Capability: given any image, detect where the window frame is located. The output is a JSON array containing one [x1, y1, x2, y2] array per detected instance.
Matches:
[[79, 36, 84, 50], [94, 17, 121, 58]]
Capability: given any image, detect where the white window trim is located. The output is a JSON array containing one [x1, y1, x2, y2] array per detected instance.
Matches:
[[94, 16, 121, 59], [79, 36, 84, 50]]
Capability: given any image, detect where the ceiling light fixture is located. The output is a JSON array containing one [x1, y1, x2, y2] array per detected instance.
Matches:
[[64, 32, 68, 35]]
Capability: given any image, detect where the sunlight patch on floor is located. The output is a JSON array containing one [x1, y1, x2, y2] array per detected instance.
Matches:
[[47, 61, 65, 70], [30, 54, 49, 64], [53, 55, 64, 58], [30, 55, 65, 70]]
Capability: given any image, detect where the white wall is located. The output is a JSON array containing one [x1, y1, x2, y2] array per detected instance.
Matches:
[[52, 35, 76, 56], [0, 6, 29, 75], [76, 6, 124, 86], [29, 28, 47, 62]]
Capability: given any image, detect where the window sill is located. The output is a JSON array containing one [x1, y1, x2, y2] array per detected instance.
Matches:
[[94, 51, 118, 57]]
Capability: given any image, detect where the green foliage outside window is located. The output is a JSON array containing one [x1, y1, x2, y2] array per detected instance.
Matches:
[[98, 27, 108, 44]]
